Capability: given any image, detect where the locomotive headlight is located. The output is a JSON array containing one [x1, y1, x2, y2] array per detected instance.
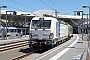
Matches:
[[49, 33, 54, 39], [49, 35, 53, 39], [29, 33, 32, 38]]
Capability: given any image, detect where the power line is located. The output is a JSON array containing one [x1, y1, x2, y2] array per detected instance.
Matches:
[[38, 0, 55, 10], [7, 5, 27, 12], [9, 0, 37, 11], [49, 0, 69, 14], [38, 0, 63, 14]]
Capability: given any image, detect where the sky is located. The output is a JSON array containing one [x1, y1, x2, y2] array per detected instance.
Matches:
[[0, 0, 90, 15]]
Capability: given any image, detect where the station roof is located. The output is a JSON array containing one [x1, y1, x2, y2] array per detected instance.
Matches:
[[33, 10, 84, 20], [0, 19, 8, 23], [1, 10, 35, 16], [1, 10, 88, 27], [33, 10, 88, 27], [1, 10, 87, 20]]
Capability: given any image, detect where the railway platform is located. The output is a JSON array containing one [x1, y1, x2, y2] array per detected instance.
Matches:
[[0, 35, 29, 46], [22, 34, 88, 60]]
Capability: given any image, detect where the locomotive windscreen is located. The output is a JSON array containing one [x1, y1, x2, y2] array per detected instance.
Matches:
[[31, 20, 51, 29]]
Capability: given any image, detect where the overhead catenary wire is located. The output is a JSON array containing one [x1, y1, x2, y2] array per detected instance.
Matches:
[[49, 0, 69, 15], [9, 0, 69, 15], [9, 0, 37, 11], [0, 5, 30, 13], [9, 0, 63, 15], [39, 0, 62, 13], [38, 0, 55, 10], [7, 6, 27, 12]]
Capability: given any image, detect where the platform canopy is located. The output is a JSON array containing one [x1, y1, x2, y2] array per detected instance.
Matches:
[[1, 10, 88, 27], [33, 10, 88, 27], [33, 10, 55, 17]]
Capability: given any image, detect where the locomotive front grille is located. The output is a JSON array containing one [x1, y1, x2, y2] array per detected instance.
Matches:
[[32, 34, 38, 37], [32, 33, 50, 40]]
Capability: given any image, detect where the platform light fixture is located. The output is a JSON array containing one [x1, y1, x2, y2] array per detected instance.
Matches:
[[83, 14, 89, 35], [0, 6, 7, 39], [82, 5, 90, 40], [0, 6, 7, 30], [0, 6, 7, 19], [74, 10, 84, 41], [82, 5, 90, 60], [6, 11, 16, 40]]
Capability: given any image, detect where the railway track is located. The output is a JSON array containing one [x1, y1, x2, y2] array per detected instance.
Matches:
[[12, 49, 39, 60], [0, 41, 29, 52], [0, 36, 74, 60], [12, 36, 74, 60]]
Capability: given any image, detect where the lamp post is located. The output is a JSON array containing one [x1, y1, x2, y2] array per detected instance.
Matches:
[[21, 14, 30, 37], [6, 11, 16, 40], [83, 6, 90, 40], [83, 14, 89, 35], [0, 6, 7, 39], [74, 11, 84, 41], [0, 6, 7, 29], [0, 6, 7, 19], [82, 5, 90, 60]]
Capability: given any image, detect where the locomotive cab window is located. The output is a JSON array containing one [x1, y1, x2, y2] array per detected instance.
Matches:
[[31, 20, 51, 29]]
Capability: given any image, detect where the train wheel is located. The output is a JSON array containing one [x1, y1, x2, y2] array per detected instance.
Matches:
[[60, 40, 62, 44], [29, 44, 31, 47], [56, 42, 59, 46], [58, 41, 61, 45], [50, 45, 54, 48]]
